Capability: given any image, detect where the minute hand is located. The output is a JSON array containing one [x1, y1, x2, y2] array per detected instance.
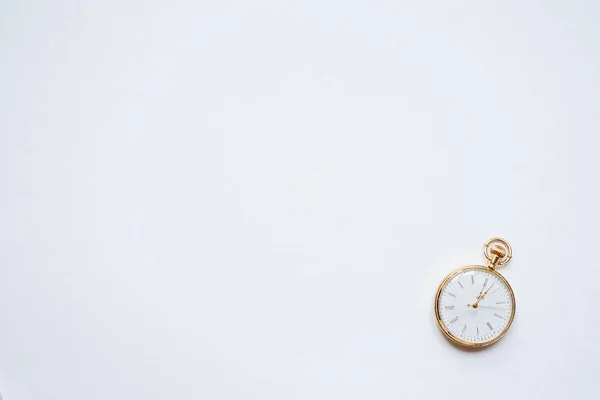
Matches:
[[472, 304, 505, 309], [474, 283, 495, 306]]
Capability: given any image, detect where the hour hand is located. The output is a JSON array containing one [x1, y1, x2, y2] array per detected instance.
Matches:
[[473, 283, 495, 307]]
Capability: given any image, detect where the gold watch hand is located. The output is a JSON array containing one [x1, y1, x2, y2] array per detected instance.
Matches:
[[481, 282, 495, 299], [470, 281, 487, 308], [467, 304, 505, 309], [476, 280, 487, 298], [473, 283, 495, 307]]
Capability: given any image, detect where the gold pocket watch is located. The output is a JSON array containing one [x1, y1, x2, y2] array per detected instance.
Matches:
[[434, 238, 515, 348]]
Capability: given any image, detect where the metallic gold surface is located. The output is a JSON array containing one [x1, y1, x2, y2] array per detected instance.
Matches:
[[434, 239, 516, 348], [484, 237, 512, 269]]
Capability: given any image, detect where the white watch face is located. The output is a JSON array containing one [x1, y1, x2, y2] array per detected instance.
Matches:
[[436, 267, 515, 345]]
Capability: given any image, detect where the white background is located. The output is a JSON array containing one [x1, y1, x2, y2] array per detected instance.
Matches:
[[1, 1, 599, 399]]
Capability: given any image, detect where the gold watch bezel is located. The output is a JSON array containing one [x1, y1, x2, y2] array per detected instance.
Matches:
[[434, 265, 516, 348]]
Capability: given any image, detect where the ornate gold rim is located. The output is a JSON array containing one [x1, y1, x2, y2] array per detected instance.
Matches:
[[434, 265, 516, 348]]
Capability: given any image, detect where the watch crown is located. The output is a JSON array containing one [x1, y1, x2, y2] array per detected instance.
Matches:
[[490, 245, 507, 259]]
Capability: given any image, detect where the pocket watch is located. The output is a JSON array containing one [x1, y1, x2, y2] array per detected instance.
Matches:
[[434, 238, 515, 348]]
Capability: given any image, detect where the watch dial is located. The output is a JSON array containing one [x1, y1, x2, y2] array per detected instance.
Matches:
[[436, 267, 514, 345]]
